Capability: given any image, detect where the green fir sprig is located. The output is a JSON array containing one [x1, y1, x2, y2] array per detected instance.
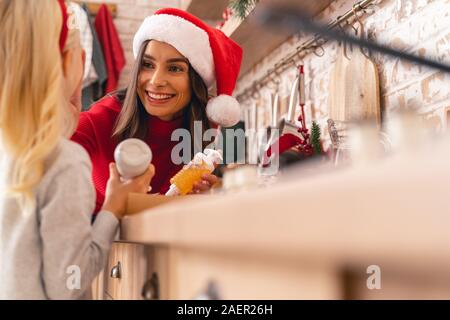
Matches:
[[228, 0, 260, 20], [311, 121, 323, 155]]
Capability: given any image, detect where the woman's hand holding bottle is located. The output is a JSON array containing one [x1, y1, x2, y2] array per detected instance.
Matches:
[[190, 173, 220, 194]]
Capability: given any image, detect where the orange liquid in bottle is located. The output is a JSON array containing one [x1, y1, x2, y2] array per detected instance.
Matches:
[[169, 161, 211, 195]]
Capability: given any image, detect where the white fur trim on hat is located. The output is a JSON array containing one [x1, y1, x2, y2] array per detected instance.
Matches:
[[133, 14, 215, 87], [206, 95, 241, 127]]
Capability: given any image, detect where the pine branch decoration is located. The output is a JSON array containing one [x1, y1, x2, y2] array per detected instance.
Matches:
[[311, 121, 323, 155], [228, 0, 260, 20]]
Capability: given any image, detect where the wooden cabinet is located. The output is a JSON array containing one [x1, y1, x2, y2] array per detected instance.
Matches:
[[93, 144, 450, 299], [95, 243, 450, 300], [92, 243, 147, 300], [146, 246, 341, 299]]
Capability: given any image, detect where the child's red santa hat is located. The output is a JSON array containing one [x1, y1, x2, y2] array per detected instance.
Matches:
[[57, 0, 69, 53], [133, 8, 243, 127]]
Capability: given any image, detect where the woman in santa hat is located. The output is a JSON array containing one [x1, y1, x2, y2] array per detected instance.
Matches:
[[72, 8, 243, 214]]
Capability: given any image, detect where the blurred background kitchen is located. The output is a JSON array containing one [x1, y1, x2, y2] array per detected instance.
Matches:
[[76, 0, 450, 300]]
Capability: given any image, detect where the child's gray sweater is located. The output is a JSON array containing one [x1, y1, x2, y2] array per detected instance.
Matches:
[[0, 138, 119, 299]]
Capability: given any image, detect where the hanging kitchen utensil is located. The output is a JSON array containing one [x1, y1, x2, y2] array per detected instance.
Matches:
[[250, 101, 258, 164], [271, 91, 280, 128], [328, 26, 351, 122], [262, 67, 305, 167], [286, 75, 299, 123], [344, 20, 381, 125], [298, 65, 307, 128], [264, 85, 281, 158], [245, 101, 258, 164], [279, 71, 303, 139]]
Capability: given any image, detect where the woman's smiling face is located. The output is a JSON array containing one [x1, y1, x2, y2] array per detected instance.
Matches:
[[137, 40, 192, 121]]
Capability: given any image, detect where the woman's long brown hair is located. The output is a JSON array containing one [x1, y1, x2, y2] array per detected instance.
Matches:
[[112, 40, 212, 156]]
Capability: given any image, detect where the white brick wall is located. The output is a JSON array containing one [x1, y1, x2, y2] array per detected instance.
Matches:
[[84, 0, 181, 89], [235, 0, 450, 139]]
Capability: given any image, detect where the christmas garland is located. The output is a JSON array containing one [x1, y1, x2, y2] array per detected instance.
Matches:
[[311, 121, 323, 155], [228, 0, 260, 20]]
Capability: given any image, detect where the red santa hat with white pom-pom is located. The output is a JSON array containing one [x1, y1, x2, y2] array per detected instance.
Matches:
[[133, 8, 243, 127]]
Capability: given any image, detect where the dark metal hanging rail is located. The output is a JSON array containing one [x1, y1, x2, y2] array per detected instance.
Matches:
[[237, 0, 379, 101], [237, 0, 450, 102]]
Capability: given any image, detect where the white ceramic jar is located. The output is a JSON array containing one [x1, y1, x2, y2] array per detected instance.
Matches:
[[114, 138, 152, 180]]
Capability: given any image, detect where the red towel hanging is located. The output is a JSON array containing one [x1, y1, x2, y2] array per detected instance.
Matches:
[[95, 4, 125, 94]]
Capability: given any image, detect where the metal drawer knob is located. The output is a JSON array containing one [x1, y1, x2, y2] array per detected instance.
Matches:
[[196, 281, 221, 300], [142, 273, 159, 300], [110, 261, 121, 279]]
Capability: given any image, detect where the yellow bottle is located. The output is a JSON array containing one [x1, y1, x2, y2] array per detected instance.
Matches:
[[165, 149, 223, 196]]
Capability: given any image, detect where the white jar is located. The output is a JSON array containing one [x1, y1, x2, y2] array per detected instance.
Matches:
[[114, 138, 152, 180]]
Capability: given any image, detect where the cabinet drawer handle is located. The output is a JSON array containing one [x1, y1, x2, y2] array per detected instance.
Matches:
[[196, 281, 221, 300], [110, 261, 121, 279], [142, 273, 159, 300]]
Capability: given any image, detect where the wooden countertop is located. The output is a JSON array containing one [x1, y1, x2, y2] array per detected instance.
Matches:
[[120, 139, 450, 276]]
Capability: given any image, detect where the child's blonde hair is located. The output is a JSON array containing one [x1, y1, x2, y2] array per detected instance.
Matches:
[[0, 0, 79, 210]]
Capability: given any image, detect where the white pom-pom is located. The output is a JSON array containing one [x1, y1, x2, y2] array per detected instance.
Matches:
[[206, 95, 241, 127]]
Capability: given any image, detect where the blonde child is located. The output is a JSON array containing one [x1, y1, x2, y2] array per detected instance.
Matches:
[[0, 0, 154, 299]]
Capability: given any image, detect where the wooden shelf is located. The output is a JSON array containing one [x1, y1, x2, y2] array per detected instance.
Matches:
[[121, 139, 450, 280], [222, 0, 334, 79], [182, 0, 229, 20], [183, 0, 334, 78], [73, 1, 117, 17]]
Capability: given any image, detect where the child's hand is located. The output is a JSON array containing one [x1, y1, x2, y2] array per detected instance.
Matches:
[[190, 173, 220, 194], [102, 163, 156, 219]]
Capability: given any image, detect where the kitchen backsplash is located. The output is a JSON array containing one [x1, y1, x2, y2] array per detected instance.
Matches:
[[235, 0, 450, 145]]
